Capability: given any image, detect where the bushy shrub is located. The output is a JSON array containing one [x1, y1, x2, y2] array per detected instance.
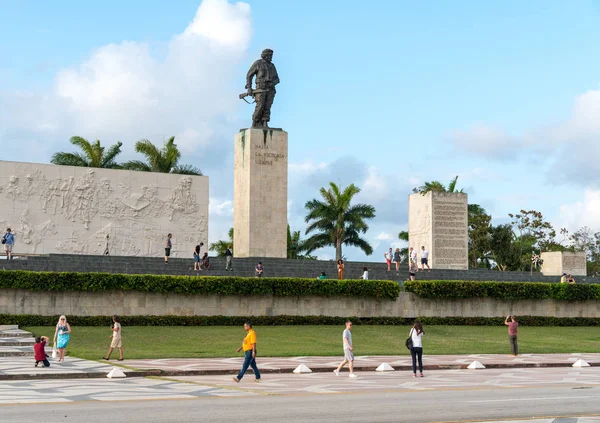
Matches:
[[404, 280, 600, 301], [3, 314, 600, 327], [0, 270, 400, 300]]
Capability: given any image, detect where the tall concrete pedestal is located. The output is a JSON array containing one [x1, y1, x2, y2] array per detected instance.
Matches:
[[233, 128, 288, 258], [408, 191, 468, 270]]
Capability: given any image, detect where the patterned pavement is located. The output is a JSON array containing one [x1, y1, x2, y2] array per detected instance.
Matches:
[[168, 366, 600, 395], [124, 353, 600, 374], [0, 366, 598, 405], [470, 419, 600, 423], [0, 377, 256, 404]]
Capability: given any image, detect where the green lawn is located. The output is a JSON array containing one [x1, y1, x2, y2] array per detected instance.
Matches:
[[24, 325, 600, 361]]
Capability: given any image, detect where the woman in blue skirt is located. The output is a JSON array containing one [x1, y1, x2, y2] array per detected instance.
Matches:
[[53, 315, 71, 362]]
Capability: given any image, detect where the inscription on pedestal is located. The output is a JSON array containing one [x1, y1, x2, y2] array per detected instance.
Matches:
[[409, 191, 468, 270]]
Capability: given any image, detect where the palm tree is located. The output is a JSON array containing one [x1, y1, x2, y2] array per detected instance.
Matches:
[[209, 228, 234, 257], [301, 182, 376, 260], [123, 136, 202, 175], [51, 136, 123, 169], [413, 175, 464, 194], [397, 230, 409, 263]]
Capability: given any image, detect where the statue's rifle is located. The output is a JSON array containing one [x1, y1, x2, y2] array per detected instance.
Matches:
[[238, 89, 268, 104]]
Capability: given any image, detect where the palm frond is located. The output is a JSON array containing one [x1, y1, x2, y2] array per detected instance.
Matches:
[[122, 160, 152, 172], [100, 142, 123, 167], [171, 164, 202, 175], [51, 152, 90, 167]]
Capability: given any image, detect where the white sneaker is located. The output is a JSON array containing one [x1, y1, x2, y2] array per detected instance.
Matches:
[[333, 369, 339, 377], [349, 373, 358, 378]]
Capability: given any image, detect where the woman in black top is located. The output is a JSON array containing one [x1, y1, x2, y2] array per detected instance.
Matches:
[[393, 248, 401, 272]]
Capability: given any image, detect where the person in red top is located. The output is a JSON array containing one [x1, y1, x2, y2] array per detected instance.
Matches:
[[34, 336, 51, 367], [504, 315, 519, 356]]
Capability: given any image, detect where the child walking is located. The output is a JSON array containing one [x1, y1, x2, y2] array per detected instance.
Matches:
[[103, 315, 124, 361]]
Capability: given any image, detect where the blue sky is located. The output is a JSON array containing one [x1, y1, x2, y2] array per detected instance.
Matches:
[[2, 0, 600, 260]]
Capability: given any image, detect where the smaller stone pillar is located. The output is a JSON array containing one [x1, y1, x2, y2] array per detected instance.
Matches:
[[541, 251, 587, 276]]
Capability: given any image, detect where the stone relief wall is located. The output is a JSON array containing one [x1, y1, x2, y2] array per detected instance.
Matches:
[[0, 161, 208, 257]]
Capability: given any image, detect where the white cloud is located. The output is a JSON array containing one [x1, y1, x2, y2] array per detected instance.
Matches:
[[375, 232, 393, 241], [0, 0, 253, 247], [557, 189, 600, 231], [448, 124, 521, 160], [209, 198, 233, 217], [447, 88, 600, 185]]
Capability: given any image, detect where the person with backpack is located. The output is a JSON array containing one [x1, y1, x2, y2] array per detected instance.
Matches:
[[2, 228, 15, 261], [408, 321, 424, 377]]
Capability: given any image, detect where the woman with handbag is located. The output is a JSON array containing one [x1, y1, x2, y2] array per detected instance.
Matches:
[[408, 321, 424, 377], [53, 315, 71, 362]]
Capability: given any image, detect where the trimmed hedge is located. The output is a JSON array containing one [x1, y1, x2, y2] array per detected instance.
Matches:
[[4, 314, 600, 327], [404, 280, 600, 301], [0, 270, 400, 300]]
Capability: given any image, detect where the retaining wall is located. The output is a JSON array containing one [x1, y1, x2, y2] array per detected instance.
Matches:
[[2, 289, 599, 318]]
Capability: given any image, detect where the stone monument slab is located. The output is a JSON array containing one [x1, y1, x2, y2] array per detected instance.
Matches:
[[541, 251, 587, 276], [233, 128, 288, 258], [408, 191, 468, 270], [0, 160, 208, 257]]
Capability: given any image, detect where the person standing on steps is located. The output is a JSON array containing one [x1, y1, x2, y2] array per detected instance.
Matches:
[[337, 259, 345, 280], [505, 315, 518, 356], [193, 243, 201, 271], [2, 228, 15, 261], [103, 315, 124, 361], [165, 233, 172, 264], [394, 248, 402, 272], [225, 245, 233, 271], [409, 247, 418, 272], [384, 248, 393, 272], [334, 321, 358, 378], [233, 322, 261, 383], [420, 246, 431, 272], [409, 320, 424, 377]]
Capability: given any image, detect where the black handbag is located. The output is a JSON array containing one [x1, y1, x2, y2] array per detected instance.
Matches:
[[405, 328, 414, 351]]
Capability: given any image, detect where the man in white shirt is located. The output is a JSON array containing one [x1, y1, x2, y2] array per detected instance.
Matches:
[[333, 321, 357, 378], [384, 248, 393, 272], [421, 246, 431, 272]]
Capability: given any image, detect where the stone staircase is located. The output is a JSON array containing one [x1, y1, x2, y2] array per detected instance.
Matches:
[[0, 325, 35, 357], [2, 254, 599, 283]]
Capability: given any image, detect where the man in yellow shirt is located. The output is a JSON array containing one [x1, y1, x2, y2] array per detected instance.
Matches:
[[233, 322, 261, 383]]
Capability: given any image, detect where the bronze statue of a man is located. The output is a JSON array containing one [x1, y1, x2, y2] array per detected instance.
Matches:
[[244, 49, 280, 128]]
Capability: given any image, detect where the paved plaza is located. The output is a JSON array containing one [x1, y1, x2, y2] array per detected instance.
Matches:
[[0, 367, 599, 422]]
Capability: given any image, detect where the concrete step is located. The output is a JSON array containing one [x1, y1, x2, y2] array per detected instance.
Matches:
[[0, 329, 32, 338], [0, 325, 19, 331], [0, 337, 35, 347]]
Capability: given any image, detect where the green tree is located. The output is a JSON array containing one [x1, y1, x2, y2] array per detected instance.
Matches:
[[413, 175, 464, 194], [51, 136, 123, 169], [489, 224, 521, 271], [209, 228, 233, 257], [397, 230, 409, 263], [287, 225, 316, 259], [301, 182, 376, 260], [570, 226, 600, 276], [468, 205, 492, 269], [509, 209, 556, 270], [123, 136, 202, 175]]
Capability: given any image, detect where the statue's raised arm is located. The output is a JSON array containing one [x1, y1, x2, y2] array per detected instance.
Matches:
[[239, 49, 279, 128]]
